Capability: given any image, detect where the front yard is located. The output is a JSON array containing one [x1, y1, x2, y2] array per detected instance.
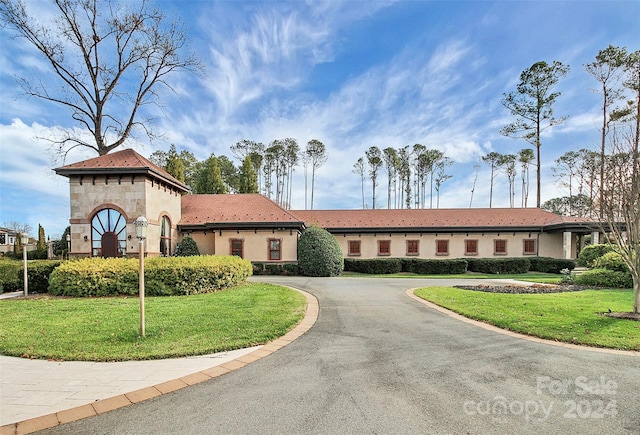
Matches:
[[0, 282, 306, 361], [414, 286, 639, 351]]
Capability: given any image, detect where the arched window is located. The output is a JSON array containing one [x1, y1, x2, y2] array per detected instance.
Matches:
[[91, 208, 127, 257], [160, 216, 171, 256]]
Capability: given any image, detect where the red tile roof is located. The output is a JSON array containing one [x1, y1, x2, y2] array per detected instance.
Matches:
[[290, 208, 591, 231], [180, 194, 304, 228], [55, 148, 188, 192]]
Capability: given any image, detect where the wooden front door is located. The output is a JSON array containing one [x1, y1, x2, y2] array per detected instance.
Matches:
[[101, 232, 118, 257]]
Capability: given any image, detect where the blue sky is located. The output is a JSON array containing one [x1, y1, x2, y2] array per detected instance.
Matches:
[[1, 0, 639, 239]]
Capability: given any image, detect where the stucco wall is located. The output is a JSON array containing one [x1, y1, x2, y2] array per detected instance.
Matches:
[[185, 229, 299, 262], [143, 179, 182, 256], [336, 231, 569, 260], [67, 175, 181, 257]]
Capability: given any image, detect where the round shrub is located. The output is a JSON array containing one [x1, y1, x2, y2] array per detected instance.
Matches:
[[577, 244, 614, 267], [176, 236, 200, 256], [297, 226, 344, 277], [593, 251, 629, 272]]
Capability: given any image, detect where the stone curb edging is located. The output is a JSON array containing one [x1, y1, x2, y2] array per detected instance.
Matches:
[[0, 288, 318, 435], [406, 288, 639, 358]]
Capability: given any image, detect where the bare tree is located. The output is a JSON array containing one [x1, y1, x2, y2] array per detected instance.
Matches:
[[265, 140, 287, 206], [585, 45, 628, 217], [382, 147, 398, 209], [352, 157, 366, 209], [411, 144, 426, 208], [596, 127, 639, 313], [306, 139, 327, 210], [469, 164, 480, 207], [517, 148, 535, 207], [498, 154, 517, 208], [482, 151, 502, 208], [232, 140, 265, 192], [426, 150, 445, 209], [283, 138, 299, 209], [501, 61, 570, 207], [366, 146, 383, 209], [0, 0, 201, 158], [397, 146, 411, 209], [552, 151, 580, 215], [434, 157, 452, 209]]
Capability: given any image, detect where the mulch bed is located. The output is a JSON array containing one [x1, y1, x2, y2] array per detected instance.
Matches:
[[453, 284, 589, 294]]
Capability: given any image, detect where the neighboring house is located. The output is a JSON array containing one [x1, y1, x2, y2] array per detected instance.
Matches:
[[0, 227, 18, 254], [55, 148, 597, 262]]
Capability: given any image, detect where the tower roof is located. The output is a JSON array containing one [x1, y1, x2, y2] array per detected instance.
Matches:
[[54, 148, 189, 192]]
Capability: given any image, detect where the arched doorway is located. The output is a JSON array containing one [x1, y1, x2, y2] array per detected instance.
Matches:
[[92, 208, 127, 257]]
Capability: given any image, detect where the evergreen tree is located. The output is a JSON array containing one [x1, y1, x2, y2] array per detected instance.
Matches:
[[164, 144, 185, 182], [501, 60, 570, 207], [195, 154, 226, 194], [37, 224, 46, 252], [239, 156, 259, 193]]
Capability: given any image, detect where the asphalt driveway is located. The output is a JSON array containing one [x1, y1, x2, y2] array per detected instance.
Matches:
[[40, 277, 640, 434]]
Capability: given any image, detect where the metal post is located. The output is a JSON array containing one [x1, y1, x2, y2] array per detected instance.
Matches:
[[23, 245, 28, 296], [139, 239, 145, 337]]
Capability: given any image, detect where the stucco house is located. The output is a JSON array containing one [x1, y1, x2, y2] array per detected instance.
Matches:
[[55, 149, 596, 263], [0, 227, 18, 255]]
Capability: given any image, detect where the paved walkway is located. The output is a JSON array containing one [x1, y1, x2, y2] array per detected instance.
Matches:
[[0, 347, 260, 426]]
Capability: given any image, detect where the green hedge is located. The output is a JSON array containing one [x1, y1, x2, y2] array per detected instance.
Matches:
[[401, 258, 468, 274], [0, 260, 62, 293], [466, 258, 531, 274], [0, 260, 21, 293], [574, 268, 633, 289], [344, 258, 402, 274], [49, 256, 252, 297], [529, 257, 575, 274], [252, 262, 299, 276]]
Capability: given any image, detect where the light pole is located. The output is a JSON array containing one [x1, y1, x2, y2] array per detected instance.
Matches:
[[21, 232, 28, 296], [66, 233, 70, 260], [134, 215, 148, 337]]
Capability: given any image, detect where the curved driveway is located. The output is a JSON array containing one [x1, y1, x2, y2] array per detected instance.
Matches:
[[42, 277, 640, 434]]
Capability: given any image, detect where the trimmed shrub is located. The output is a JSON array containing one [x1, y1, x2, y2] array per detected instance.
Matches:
[[0, 260, 21, 293], [401, 258, 467, 275], [27, 261, 62, 293], [529, 257, 576, 274], [0, 260, 62, 293], [297, 226, 344, 277], [593, 251, 629, 272], [175, 236, 200, 256], [49, 255, 252, 297], [27, 249, 48, 260], [577, 244, 614, 267], [344, 258, 402, 274], [574, 268, 633, 289], [466, 258, 531, 274], [144, 256, 252, 295]]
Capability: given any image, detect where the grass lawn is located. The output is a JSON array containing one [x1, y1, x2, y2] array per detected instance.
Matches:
[[414, 286, 640, 351], [0, 282, 306, 361]]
